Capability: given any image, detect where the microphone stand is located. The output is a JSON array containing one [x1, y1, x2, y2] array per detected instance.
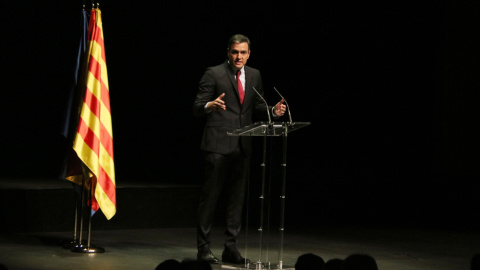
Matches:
[[272, 87, 292, 269], [273, 87, 293, 126], [252, 87, 272, 127]]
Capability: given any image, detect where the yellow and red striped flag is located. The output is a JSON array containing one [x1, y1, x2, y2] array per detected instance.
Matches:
[[72, 7, 116, 220]]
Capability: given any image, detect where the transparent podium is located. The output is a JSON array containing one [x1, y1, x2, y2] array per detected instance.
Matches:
[[227, 121, 310, 270]]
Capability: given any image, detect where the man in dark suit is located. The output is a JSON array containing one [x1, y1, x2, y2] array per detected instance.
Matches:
[[193, 34, 286, 265]]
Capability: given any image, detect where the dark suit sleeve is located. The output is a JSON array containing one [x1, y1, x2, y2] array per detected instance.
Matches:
[[193, 68, 216, 118]]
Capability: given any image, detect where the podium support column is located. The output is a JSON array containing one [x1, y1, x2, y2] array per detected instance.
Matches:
[[277, 125, 288, 270]]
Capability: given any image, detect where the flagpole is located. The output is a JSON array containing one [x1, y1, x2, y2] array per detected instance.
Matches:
[[71, 170, 86, 252], [71, 165, 105, 253], [86, 175, 104, 253], [62, 185, 80, 249]]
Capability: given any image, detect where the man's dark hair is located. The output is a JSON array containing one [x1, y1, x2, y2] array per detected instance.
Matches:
[[228, 34, 251, 51]]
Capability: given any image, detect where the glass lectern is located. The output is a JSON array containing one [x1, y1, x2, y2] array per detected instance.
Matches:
[[227, 121, 310, 270]]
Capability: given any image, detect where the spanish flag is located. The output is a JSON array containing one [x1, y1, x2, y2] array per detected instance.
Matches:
[[72, 7, 116, 220]]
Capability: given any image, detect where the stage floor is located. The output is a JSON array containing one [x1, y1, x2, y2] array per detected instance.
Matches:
[[0, 225, 478, 270]]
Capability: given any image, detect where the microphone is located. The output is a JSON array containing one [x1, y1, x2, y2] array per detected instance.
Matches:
[[273, 87, 293, 125], [252, 87, 272, 125]]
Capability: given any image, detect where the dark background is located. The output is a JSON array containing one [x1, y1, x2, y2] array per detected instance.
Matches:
[[3, 1, 480, 229]]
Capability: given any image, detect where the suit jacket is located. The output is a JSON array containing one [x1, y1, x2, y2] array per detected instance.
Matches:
[[193, 61, 270, 156]]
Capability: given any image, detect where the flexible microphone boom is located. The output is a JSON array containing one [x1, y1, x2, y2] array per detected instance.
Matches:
[[252, 87, 272, 125], [273, 87, 293, 125]]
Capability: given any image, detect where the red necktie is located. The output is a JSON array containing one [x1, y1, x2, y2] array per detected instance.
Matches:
[[237, 70, 244, 104]]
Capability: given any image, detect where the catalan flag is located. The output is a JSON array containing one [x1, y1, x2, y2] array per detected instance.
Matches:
[[72, 7, 116, 220]]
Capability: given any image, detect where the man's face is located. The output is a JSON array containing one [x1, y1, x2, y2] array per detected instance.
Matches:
[[227, 42, 250, 70]]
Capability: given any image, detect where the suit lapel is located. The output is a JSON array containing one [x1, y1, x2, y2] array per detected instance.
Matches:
[[243, 66, 255, 108]]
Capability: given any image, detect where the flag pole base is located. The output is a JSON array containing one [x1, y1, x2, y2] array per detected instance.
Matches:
[[71, 244, 105, 253]]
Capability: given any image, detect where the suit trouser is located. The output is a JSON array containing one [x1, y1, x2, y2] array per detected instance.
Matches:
[[197, 147, 250, 250]]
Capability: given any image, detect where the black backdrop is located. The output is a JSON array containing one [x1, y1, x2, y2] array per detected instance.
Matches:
[[3, 1, 480, 228]]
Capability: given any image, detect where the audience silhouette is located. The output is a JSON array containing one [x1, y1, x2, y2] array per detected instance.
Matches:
[[155, 252, 480, 270], [155, 259, 212, 270], [295, 253, 325, 270], [341, 254, 378, 270], [181, 259, 212, 270], [158, 251, 480, 270], [293, 253, 378, 270], [471, 254, 480, 270], [155, 259, 182, 270], [322, 258, 343, 270]]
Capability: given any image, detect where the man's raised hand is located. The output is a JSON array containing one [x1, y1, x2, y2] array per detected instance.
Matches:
[[207, 93, 226, 111]]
